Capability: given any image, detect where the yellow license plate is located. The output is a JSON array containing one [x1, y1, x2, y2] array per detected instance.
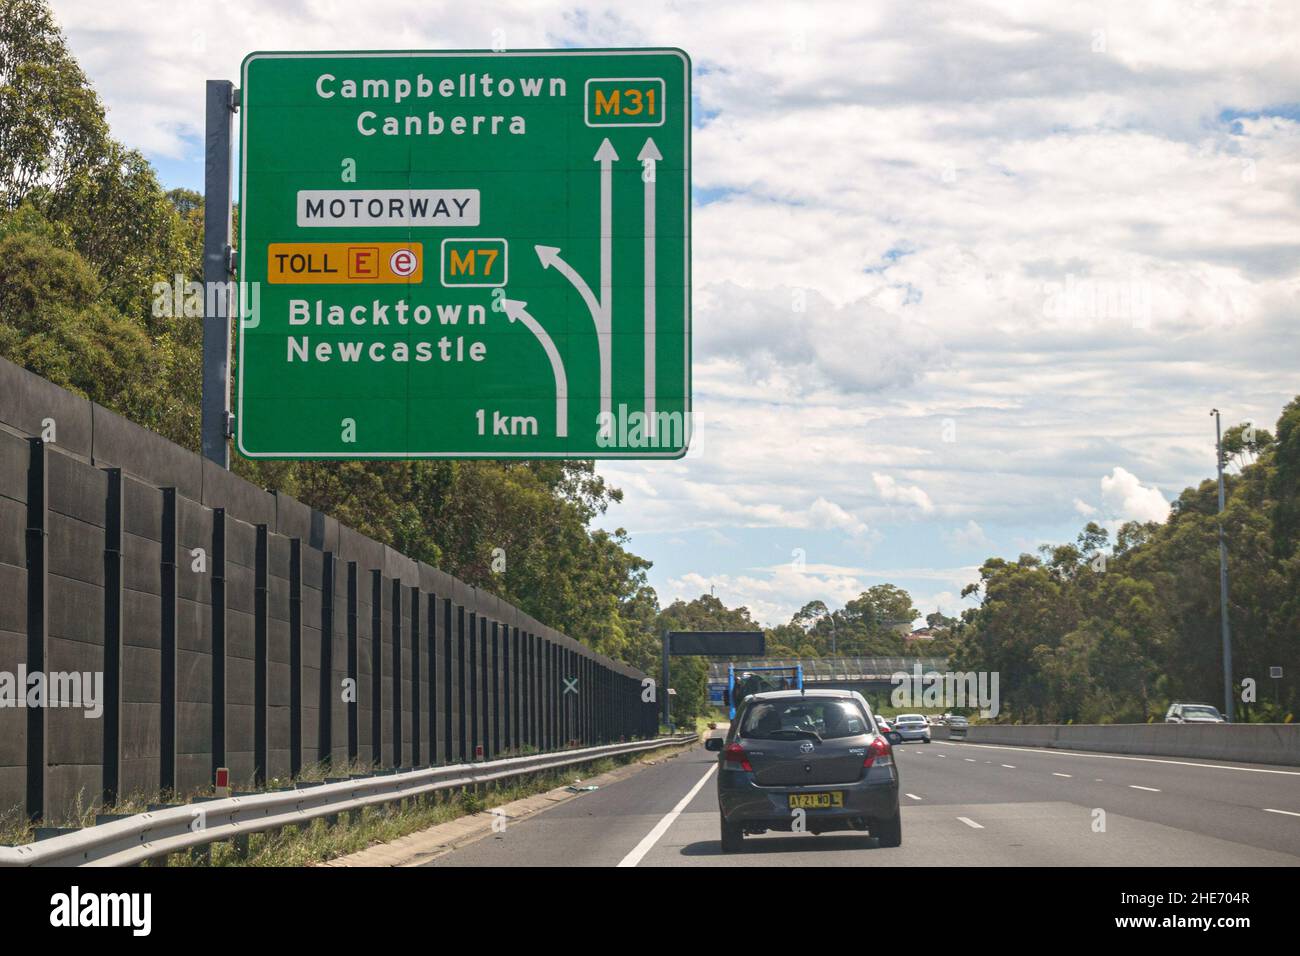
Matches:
[[787, 792, 844, 809]]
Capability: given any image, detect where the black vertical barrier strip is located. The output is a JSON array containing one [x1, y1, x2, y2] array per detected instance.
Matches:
[[319, 552, 334, 766], [523, 632, 532, 749], [562, 648, 570, 746], [480, 616, 490, 758], [346, 562, 358, 762], [24, 440, 47, 822], [254, 524, 269, 786], [102, 468, 123, 805], [390, 578, 401, 766], [502, 624, 510, 752], [289, 538, 302, 777], [550, 643, 558, 749], [554, 645, 561, 747], [211, 508, 226, 776], [160, 487, 178, 794], [370, 570, 382, 766], [466, 610, 477, 757], [462, 608, 472, 760], [410, 586, 420, 765], [491, 621, 500, 757], [426, 592, 438, 765], [443, 598, 453, 763], [521, 632, 529, 750], [509, 627, 518, 751], [539, 638, 546, 751]]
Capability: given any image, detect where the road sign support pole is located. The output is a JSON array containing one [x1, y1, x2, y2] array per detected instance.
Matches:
[[202, 79, 237, 468], [1212, 409, 1235, 722]]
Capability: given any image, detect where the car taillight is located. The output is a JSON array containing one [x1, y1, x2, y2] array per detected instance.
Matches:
[[864, 735, 893, 769], [723, 742, 753, 772]]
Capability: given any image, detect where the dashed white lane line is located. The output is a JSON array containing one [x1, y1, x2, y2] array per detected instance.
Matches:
[[1264, 808, 1300, 817], [964, 758, 976, 763], [957, 816, 984, 829], [1129, 785, 1161, 792], [1001, 764, 1016, 769], [617, 763, 717, 868], [1053, 772, 1072, 778], [905, 793, 922, 801], [934, 740, 1300, 776]]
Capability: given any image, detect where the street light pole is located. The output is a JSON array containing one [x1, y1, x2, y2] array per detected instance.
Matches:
[[1211, 409, 1235, 722]]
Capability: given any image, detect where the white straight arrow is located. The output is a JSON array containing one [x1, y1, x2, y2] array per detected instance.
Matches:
[[638, 137, 661, 437], [503, 298, 568, 438], [594, 137, 618, 419]]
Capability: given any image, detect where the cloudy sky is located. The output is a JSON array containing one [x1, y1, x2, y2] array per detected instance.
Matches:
[[51, 0, 1300, 625]]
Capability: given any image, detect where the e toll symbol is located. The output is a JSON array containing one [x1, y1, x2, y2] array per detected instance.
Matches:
[[349, 246, 379, 278], [389, 247, 418, 277], [267, 242, 423, 284]]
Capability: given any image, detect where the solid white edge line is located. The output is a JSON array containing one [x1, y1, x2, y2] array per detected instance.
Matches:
[[957, 816, 984, 829], [1263, 808, 1300, 817], [934, 740, 1300, 776], [617, 763, 717, 867]]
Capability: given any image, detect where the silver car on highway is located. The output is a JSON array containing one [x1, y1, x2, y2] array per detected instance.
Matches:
[[893, 713, 931, 743], [706, 689, 903, 852]]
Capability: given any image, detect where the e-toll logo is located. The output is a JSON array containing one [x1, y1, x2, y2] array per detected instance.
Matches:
[[268, 243, 422, 284]]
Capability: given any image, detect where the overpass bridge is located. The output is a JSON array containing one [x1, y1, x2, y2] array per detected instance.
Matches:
[[708, 657, 949, 704]]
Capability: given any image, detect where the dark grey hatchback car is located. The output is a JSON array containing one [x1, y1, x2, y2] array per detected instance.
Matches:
[[705, 689, 903, 852]]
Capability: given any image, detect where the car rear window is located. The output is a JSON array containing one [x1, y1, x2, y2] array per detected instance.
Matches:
[[739, 700, 868, 740], [1182, 706, 1220, 718]]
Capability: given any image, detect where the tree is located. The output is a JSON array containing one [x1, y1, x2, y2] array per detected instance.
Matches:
[[0, 0, 109, 207]]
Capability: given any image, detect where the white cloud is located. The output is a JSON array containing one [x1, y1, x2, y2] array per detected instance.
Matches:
[[1099, 466, 1171, 525], [872, 473, 935, 514], [945, 519, 990, 550]]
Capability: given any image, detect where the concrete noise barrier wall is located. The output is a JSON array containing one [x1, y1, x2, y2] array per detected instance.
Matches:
[[932, 722, 1300, 766], [0, 356, 658, 823]]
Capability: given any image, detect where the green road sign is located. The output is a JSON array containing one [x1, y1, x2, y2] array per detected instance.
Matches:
[[235, 49, 691, 459]]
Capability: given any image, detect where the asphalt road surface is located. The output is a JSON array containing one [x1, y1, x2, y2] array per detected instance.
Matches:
[[426, 738, 1300, 866]]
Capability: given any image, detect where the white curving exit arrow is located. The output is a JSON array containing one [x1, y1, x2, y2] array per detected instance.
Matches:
[[535, 245, 603, 331], [502, 298, 568, 438], [638, 136, 661, 437]]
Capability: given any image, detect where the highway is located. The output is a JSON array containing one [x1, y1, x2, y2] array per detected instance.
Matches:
[[427, 739, 1300, 866]]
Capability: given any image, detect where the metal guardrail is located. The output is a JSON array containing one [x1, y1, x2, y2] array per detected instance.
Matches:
[[0, 734, 698, 867]]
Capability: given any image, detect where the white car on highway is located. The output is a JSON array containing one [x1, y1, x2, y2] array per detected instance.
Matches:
[[892, 713, 931, 743]]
